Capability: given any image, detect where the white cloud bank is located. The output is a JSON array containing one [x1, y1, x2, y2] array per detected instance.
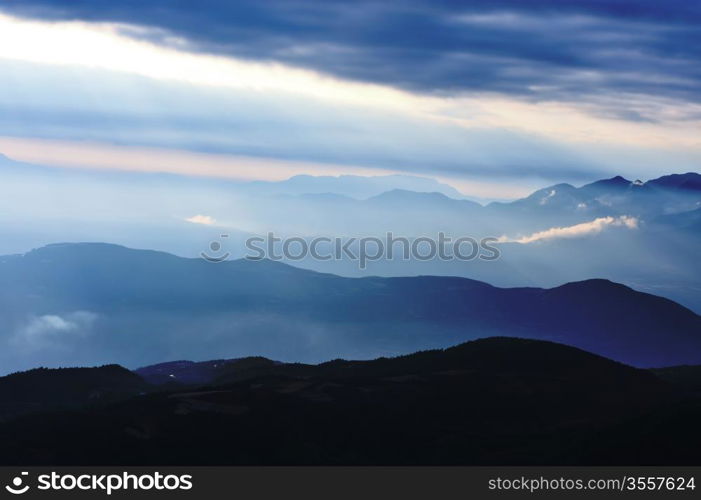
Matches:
[[11, 311, 98, 350], [499, 216, 639, 244], [185, 214, 216, 225]]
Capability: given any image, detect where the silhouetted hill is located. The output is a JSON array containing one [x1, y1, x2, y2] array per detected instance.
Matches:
[[651, 365, 701, 393], [574, 398, 701, 465], [214, 336, 664, 386], [135, 357, 278, 386], [0, 365, 148, 421], [1, 243, 700, 369], [0, 338, 685, 465]]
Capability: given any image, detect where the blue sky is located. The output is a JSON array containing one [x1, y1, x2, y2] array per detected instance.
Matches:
[[0, 0, 699, 198]]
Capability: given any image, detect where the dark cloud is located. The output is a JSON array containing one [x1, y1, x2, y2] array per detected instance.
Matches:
[[2, 1, 701, 109]]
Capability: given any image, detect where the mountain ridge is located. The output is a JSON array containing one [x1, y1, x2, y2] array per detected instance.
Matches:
[[0, 337, 689, 465], [1, 242, 699, 369]]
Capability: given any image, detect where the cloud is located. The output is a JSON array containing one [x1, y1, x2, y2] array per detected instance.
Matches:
[[2, 0, 700, 110], [0, 12, 423, 113], [499, 216, 638, 244], [0, 10, 699, 194], [185, 214, 216, 225], [539, 189, 556, 205], [12, 311, 98, 350], [0, 136, 397, 181]]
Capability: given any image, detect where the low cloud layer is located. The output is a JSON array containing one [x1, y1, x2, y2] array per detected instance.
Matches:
[[500, 216, 639, 244], [11, 311, 98, 351]]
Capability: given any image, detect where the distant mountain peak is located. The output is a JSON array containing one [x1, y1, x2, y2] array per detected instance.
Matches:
[[370, 189, 451, 200], [247, 173, 468, 200], [366, 189, 483, 209], [24, 242, 170, 259], [552, 278, 629, 292], [647, 172, 701, 191], [581, 175, 632, 192]]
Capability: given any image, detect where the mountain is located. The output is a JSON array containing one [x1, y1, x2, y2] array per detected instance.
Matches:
[[210, 336, 666, 389], [0, 152, 468, 200], [0, 365, 148, 421], [0, 337, 689, 465], [366, 189, 482, 210], [135, 357, 277, 386], [647, 173, 701, 192], [490, 173, 701, 217], [1, 156, 698, 260], [250, 172, 701, 237], [651, 364, 701, 392], [581, 175, 632, 193], [1, 243, 699, 371], [254, 175, 701, 314], [244, 174, 468, 199]]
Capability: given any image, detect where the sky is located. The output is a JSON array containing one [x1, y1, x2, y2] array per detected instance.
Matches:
[[0, 1, 699, 199]]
